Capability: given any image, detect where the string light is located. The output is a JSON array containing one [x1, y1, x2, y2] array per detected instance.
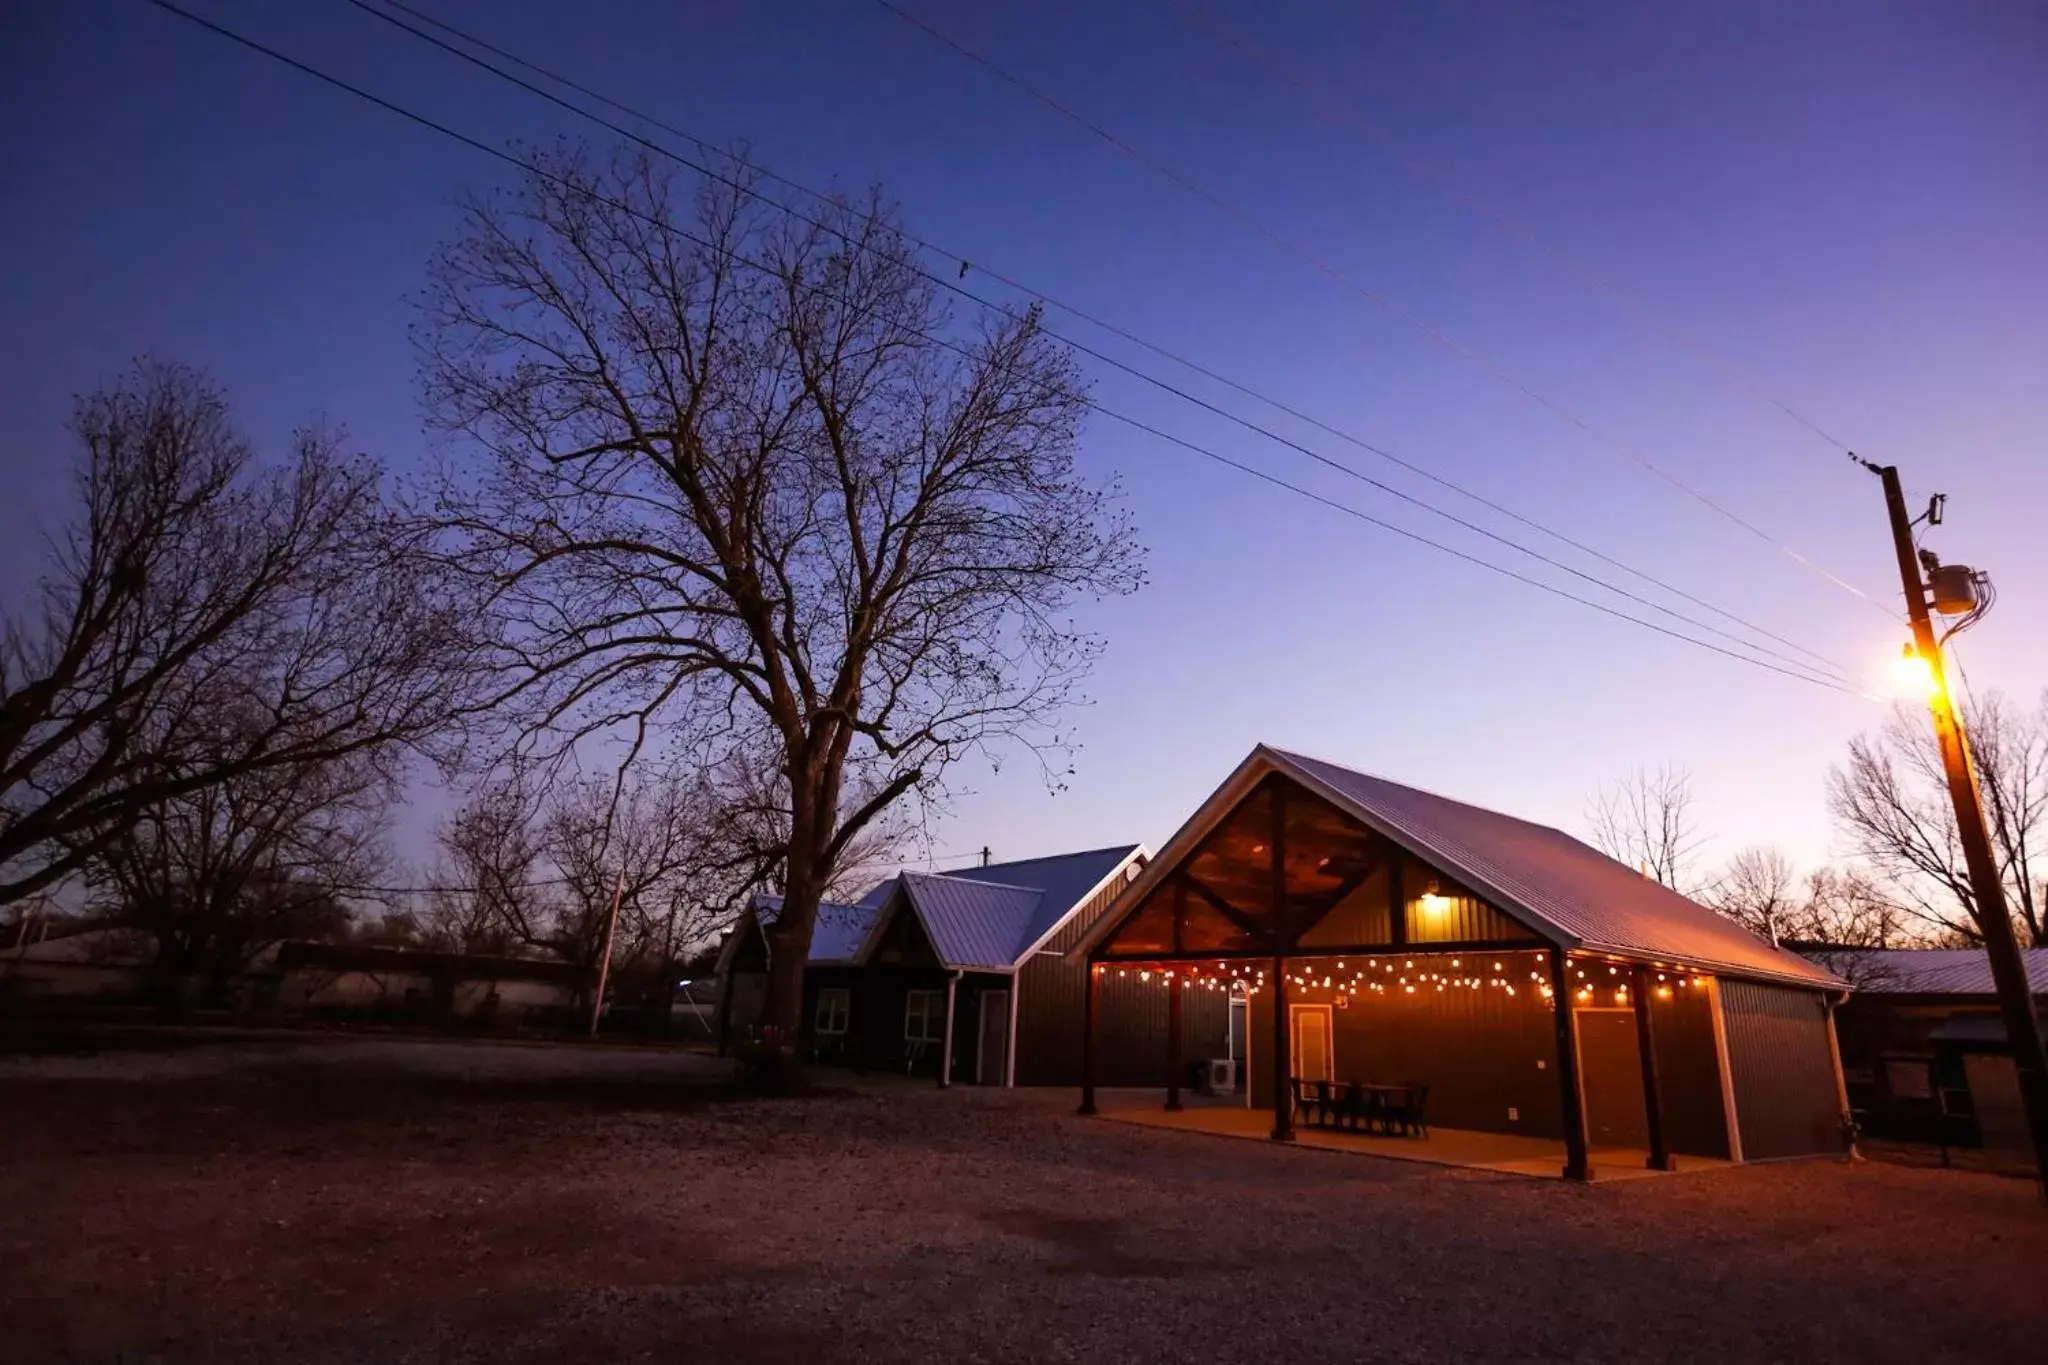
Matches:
[[1092, 951, 1708, 1011]]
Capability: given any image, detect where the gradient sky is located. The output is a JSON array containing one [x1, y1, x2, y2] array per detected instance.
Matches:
[[4, 0, 2044, 886]]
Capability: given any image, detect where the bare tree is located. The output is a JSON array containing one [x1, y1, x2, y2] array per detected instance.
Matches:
[[1828, 693, 2048, 945], [1707, 845, 1799, 944], [426, 780, 543, 955], [1, 363, 481, 905], [1587, 763, 1702, 891], [430, 768, 749, 1020], [418, 146, 1142, 1045], [75, 733, 389, 1011]]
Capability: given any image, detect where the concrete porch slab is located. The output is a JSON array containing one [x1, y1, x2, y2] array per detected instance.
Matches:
[[1097, 1098, 1730, 1181]]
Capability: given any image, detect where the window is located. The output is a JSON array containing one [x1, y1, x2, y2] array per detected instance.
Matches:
[[814, 988, 850, 1037], [905, 989, 947, 1042]]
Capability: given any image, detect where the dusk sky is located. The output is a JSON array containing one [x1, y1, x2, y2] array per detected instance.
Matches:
[[4, 0, 2043, 884]]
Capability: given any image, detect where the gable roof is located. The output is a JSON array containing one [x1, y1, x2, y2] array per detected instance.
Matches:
[[721, 844, 1147, 976], [940, 844, 1144, 958], [1812, 948, 2048, 997], [726, 893, 884, 970], [1081, 745, 1841, 992], [886, 872, 1046, 970]]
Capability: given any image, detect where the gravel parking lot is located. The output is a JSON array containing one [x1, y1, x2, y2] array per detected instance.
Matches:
[[2, 1032, 2043, 1363]]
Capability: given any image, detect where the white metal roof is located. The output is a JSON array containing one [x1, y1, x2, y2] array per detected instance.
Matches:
[[892, 872, 1044, 970], [745, 893, 883, 965], [940, 845, 1143, 958], [1813, 948, 2048, 996], [1082, 745, 1843, 991]]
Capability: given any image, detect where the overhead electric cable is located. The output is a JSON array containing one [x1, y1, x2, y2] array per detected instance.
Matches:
[[866, 0, 1898, 618], [335, 0, 1857, 678], [1177, 0, 1865, 462], [139, 0, 1861, 697]]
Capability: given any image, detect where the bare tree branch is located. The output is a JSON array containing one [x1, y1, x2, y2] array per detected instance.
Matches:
[[415, 145, 1142, 1041]]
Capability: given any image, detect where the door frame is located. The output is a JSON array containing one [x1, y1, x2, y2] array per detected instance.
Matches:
[[976, 988, 1011, 1086], [1572, 1005, 1646, 1151], [1289, 1002, 1336, 1082]]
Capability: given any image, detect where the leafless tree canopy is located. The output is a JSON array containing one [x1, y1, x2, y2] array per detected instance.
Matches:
[[429, 770, 757, 1012], [1706, 845, 1799, 944], [0, 363, 482, 905], [418, 146, 1142, 1035], [1587, 763, 1702, 892], [1706, 844, 1910, 954], [75, 732, 390, 1009], [1828, 693, 2048, 946]]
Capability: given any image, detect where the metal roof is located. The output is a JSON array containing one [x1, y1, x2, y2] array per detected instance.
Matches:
[[894, 872, 1045, 970], [748, 893, 884, 965], [940, 845, 1143, 957], [1081, 746, 1840, 990], [1269, 748, 1842, 990], [1815, 948, 2048, 997]]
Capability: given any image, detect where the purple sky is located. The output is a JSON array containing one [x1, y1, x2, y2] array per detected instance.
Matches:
[[4, 0, 2044, 884]]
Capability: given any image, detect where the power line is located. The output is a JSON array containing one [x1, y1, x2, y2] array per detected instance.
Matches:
[[1177, 0, 1864, 462], [336, 0, 1855, 679], [137, 0, 1858, 696], [866, 0, 1899, 618]]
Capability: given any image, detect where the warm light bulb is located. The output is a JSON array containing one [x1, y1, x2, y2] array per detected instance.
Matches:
[[1888, 643, 1941, 699]]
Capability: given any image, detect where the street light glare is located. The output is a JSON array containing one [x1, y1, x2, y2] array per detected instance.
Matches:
[[1888, 644, 1939, 699]]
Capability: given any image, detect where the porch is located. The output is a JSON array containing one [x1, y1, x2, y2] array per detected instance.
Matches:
[[1069, 756, 1780, 1180], [1096, 1092, 1727, 1181]]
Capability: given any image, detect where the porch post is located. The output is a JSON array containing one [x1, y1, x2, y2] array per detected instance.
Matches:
[[1166, 879, 1186, 1111], [1630, 965, 1674, 1171], [1166, 969, 1185, 1111], [1078, 959, 1100, 1115], [1270, 784, 1294, 1142], [1548, 947, 1590, 1181], [714, 970, 737, 1057], [938, 971, 958, 1090]]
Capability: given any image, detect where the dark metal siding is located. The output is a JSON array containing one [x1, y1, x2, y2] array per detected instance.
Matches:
[[1242, 977, 1733, 1158], [1648, 983, 1732, 1160], [1016, 865, 1231, 1086], [1721, 980, 1846, 1159], [1247, 982, 1566, 1140]]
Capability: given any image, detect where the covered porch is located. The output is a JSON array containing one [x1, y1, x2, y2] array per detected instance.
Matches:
[[1095, 1092, 1726, 1180], [1071, 751, 1760, 1180]]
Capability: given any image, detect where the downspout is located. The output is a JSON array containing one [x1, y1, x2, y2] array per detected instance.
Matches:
[[1005, 971, 1020, 1088], [1824, 991, 1860, 1160], [938, 969, 961, 1089]]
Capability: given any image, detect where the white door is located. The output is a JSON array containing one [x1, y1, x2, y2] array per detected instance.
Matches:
[[978, 990, 1010, 1085], [1290, 1004, 1334, 1082]]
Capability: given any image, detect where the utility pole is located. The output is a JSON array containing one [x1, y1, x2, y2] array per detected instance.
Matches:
[[587, 867, 628, 1040], [1870, 460, 2048, 1195]]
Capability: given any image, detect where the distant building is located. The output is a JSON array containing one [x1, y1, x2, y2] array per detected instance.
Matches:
[[1807, 946, 2048, 1157], [717, 845, 1234, 1087]]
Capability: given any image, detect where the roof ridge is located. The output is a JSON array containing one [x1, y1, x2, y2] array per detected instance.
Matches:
[[1265, 745, 1576, 840]]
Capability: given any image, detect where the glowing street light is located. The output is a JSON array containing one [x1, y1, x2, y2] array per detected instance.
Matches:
[[1888, 643, 1940, 699]]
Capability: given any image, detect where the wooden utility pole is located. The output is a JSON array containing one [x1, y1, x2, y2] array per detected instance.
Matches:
[[587, 868, 627, 1039], [1872, 461, 2048, 1195]]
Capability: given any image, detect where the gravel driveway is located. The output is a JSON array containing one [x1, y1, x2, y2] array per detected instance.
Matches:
[[1, 1034, 2041, 1363]]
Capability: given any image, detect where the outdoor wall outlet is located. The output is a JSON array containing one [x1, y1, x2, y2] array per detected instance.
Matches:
[[1507, 1107, 1519, 1122]]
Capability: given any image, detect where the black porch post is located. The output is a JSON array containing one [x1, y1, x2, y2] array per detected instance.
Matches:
[[1270, 786, 1294, 1142], [1631, 965, 1674, 1171], [714, 970, 737, 1057], [1166, 969, 1184, 1111], [1166, 880, 1186, 1111], [1078, 959, 1100, 1116], [1548, 948, 1590, 1181]]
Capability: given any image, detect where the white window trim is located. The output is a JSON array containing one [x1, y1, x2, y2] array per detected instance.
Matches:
[[815, 987, 850, 1036]]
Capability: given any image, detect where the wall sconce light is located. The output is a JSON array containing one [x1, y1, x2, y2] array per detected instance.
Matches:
[[1418, 878, 1452, 916]]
